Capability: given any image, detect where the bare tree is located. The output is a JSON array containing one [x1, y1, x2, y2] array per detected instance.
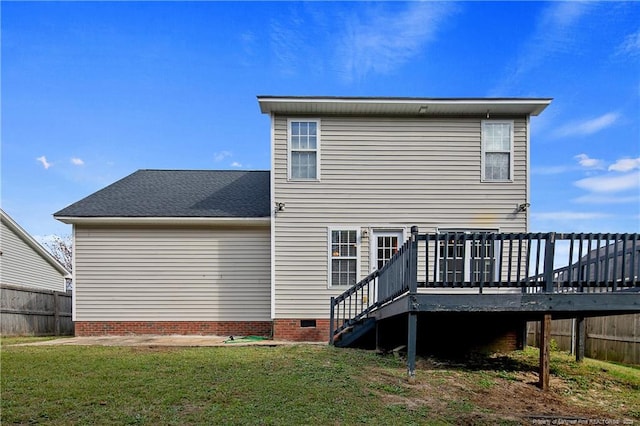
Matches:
[[45, 235, 73, 290], [46, 235, 72, 272]]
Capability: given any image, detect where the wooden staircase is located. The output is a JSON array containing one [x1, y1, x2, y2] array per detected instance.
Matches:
[[333, 318, 376, 348]]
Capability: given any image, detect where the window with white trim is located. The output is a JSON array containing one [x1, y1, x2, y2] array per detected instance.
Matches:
[[289, 120, 319, 180], [482, 121, 513, 181], [330, 229, 358, 287]]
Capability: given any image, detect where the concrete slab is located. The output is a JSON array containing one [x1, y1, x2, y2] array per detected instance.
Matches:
[[10, 335, 315, 347]]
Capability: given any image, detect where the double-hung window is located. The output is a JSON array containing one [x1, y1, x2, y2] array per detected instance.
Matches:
[[289, 120, 319, 180], [482, 121, 513, 182], [330, 230, 358, 287]]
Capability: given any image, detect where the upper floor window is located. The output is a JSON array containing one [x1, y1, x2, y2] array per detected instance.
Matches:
[[289, 120, 320, 180], [482, 121, 513, 182]]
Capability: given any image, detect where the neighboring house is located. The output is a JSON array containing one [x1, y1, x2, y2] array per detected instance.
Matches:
[[55, 96, 552, 340], [1, 208, 69, 291], [554, 239, 640, 285]]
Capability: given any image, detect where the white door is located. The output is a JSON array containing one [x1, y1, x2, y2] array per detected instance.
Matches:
[[372, 231, 404, 272]]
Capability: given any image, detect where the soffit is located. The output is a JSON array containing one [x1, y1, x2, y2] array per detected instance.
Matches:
[[258, 96, 552, 117]]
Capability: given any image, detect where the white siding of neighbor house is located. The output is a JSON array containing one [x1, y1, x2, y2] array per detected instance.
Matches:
[[272, 115, 529, 318], [74, 225, 271, 321], [0, 218, 67, 291]]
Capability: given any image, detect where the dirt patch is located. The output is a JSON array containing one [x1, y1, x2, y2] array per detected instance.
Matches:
[[366, 354, 636, 425]]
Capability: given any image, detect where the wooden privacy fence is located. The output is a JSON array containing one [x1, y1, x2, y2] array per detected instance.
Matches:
[[1, 284, 74, 336], [527, 314, 640, 365]]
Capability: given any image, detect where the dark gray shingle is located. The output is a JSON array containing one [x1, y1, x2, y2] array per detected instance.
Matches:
[[54, 170, 270, 218]]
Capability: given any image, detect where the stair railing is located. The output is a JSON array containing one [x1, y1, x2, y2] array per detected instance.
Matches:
[[329, 226, 419, 344]]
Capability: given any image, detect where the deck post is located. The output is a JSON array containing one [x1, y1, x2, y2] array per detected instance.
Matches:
[[409, 226, 419, 294], [407, 226, 419, 383], [329, 297, 335, 345], [539, 314, 551, 390], [575, 315, 585, 363], [407, 311, 417, 383], [543, 233, 556, 293]]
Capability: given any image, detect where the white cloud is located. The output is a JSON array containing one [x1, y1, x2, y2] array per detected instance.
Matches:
[[608, 157, 640, 173], [230, 161, 242, 168], [532, 211, 611, 221], [491, 2, 593, 95], [336, 2, 454, 82], [574, 171, 640, 193], [554, 112, 620, 138], [269, 3, 453, 82], [36, 156, 52, 169], [531, 165, 572, 175], [269, 18, 306, 76], [213, 151, 232, 162], [616, 29, 640, 57], [574, 153, 604, 169], [71, 157, 85, 166], [572, 194, 639, 204]]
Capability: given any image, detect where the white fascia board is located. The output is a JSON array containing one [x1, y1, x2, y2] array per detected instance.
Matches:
[[257, 96, 553, 116], [55, 216, 271, 227]]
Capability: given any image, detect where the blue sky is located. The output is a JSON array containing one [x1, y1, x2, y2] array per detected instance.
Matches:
[[2, 1, 639, 243]]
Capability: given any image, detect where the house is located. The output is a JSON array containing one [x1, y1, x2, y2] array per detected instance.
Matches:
[[1, 208, 69, 291], [553, 239, 640, 284], [54, 170, 272, 336], [528, 239, 640, 364], [55, 96, 554, 340]]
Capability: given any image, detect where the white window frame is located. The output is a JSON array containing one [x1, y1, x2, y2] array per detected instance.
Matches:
[[369, 229, 406, 273], [288, 118, 321, 181], [327, 227, 360, 288], [481, 120, 514, 182], [435, 229, 500, 283]]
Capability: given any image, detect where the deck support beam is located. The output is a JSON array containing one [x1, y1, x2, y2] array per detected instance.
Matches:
[[407, 312, 417, 383], [406, 225, 419, 383], [575, 315, 585, 363], [539, 314, 551, 390]]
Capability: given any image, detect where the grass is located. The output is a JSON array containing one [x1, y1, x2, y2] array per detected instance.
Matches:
[[1, 340, 639, 425]]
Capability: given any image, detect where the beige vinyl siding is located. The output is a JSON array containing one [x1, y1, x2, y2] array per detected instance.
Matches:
[[74, 225, 270, 321], [273, 116, 528, 318], [0, 219, 66, 291]]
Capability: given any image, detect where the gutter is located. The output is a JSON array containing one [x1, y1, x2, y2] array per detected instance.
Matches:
[[54, 216, 271, 227]]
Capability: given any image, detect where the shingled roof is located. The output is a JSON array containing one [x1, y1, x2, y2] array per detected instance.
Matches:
[[54, 170, 270, 219]]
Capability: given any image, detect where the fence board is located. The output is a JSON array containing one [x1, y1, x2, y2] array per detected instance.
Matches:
[[527, 314, 639, 365], [1, 284, 74, 336]]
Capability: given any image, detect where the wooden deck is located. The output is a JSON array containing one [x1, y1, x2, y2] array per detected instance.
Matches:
[[373, 290, 640, 321], [330, 228, 640, 389]]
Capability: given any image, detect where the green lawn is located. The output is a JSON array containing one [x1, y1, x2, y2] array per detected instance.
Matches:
[[1, 340, 638, 425]]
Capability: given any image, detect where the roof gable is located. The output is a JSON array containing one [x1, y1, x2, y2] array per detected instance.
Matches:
[[54, 170, 270, 219], [0, 209, 70, 276]]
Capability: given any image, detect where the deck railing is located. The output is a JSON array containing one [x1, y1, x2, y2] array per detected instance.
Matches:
[[329, 232, 416, 342], [330, 229, 640, 343]]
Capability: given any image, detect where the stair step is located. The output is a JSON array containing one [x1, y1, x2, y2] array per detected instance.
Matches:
[[334, 318, 376, 348]]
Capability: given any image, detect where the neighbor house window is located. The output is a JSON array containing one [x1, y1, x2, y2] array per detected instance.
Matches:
[[482, 121, 513, 181], [289, 120, 319, 180], [330, 229, 358, 287]]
